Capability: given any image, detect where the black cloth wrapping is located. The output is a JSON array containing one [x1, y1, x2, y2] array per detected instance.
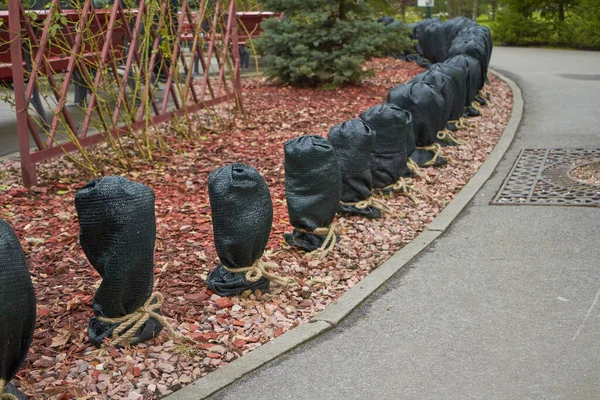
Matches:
[[444, 55, 482, 116], [284, 135, 342, 252], [447, 16, 477, 42], [360, 103, 411, 188], [448, 34, 489, 93], [410, 18, 441, 57], [422, 21, 453, 63], [387, 81, 447, 167], [0, 220, 35, 400], [411, 69, 455, 135], [75, 176, 162, 347], [206, 163, 271, 296], [427, 63, 468, 128], [328, 119, 380, 218]]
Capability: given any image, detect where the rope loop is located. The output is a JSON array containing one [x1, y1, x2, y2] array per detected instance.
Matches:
[[341, 196, 400, 216], [98, 292, 184, 346], [407, 158, 428, 181], [298, 223, 337, 261], [223, 259, 297, 287], [437, 129, 465, 145], [376, 178, 420, 205], [0, 380, 17, 400], [416, 143, 445, 167]]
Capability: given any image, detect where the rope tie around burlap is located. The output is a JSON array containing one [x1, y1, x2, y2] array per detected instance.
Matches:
[[0, 380, 17, 400], [407, 158, 428, 181], [448, 119, 464, 130], [377, 178, 420, 205], [297, 223, 337, 260], [479, 89, 490, 102], [98, 292, 184, 346], [341, 196, 398, 216], [0, 379, 19, 400], [471, 101, 483, 115], [223, 259, 297, 287], [416, 143, 446, 167], [437, 129, 465, 145]]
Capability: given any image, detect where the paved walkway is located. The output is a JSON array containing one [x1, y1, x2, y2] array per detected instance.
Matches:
[[210, 48, 600, 399]]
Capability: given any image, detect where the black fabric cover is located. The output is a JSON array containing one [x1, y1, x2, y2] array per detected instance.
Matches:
[[411, 18, 441, 57], [447, 16, 477, 42], [387, 81, 446, 146], [360, 103, 411, 188], [387, 82, 447, 167], [206, 163, 271, 296], [0, 220, 35, 400], [283, 135, 341, 252], [328, 119, 380, 218], [422, 21, 453, 63], [75, 176, 162, 347], [411, 69, 455, 132], [448, 35, 488, 91], [427, 63, 468, 127], [444, 54, 482, 116]]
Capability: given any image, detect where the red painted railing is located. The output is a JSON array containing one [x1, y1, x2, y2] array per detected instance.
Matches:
[[6, 0, 241, 186]]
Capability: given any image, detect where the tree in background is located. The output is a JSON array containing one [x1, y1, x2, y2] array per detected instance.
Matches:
[[493, 0, 600, 48], [255, 0, 414, 87]]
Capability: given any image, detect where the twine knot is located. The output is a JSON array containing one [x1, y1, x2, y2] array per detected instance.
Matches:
[[416, 143, 445, 167], [0, 379, 19, 400], [341, 196, 399, 216], [437, 129, 465, 145], [407, 158, 428, 181], [471, 101, 483, 115], [98, 292, 183, 346], [224, 259, 297, 287], [298, 223, 337, 261], [377, 178, 420, 205]]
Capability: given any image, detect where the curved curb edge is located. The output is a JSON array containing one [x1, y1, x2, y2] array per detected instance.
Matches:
[[166, 69, 523, 400]]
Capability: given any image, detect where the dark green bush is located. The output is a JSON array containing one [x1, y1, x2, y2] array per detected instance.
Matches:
[[493, 9, 551, 45], [568, 0, 600, 48], [255, 0, 414, 87]]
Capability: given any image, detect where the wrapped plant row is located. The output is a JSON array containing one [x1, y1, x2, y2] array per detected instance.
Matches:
[[0, 20, 497, 388]]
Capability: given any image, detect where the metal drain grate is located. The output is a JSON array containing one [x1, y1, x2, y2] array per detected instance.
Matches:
[[491, 149, 600, 206]]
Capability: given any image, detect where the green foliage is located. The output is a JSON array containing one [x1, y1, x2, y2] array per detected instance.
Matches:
[[493, 0, 600, 48], [568, 0, 600, 48], [255, 0, 414, 87]]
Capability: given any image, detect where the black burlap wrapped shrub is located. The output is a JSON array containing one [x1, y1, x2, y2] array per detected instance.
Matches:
[[360, 103, 412, 189], [206, 163, 273, 296], [447, 16, 477, 42], [0, 220, 35, 400], [448, 35, 488, 100], [328, 119, 381, 219], [387, 81, 447, 167], [422, 21, 453, 63], [427, 63, 468, 130], [284, 135, 341, 253], [444, 54, 482, 117], [75, 176, 162, 347]]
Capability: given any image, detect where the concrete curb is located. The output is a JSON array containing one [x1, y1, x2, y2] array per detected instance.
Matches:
[[165, 70, 523, 400]]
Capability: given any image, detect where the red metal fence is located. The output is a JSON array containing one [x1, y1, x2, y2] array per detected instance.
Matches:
[[5, 0, 242, 186]]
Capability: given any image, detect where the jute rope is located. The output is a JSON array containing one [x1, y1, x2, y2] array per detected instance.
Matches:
[[98, 293, 185, 346], [0, 380, 17, 400], [223, 258, 297, 287], [407, 158, 428, 180], [297, 223, 337, 260], [437, 129, 465, 145], [459, 117, 468, 128], [416, 143, 445, 167], [447, 119, 464, 130], [479, 89, 491, 102], [471, 101, 483, 115], [376, 178, 420, 204], [341, 195, 396, 215]]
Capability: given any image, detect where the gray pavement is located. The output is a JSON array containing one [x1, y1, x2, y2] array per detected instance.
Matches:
[[210, 47, 600, 400]]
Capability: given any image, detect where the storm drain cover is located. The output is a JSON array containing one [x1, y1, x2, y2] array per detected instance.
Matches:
[[491, 149, 600, 206]]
